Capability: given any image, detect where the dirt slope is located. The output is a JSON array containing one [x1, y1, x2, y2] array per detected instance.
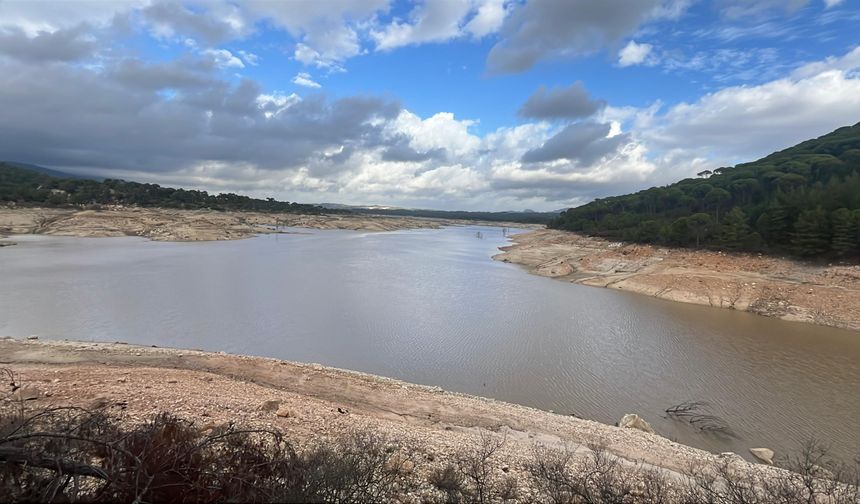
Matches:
[[494, 230, 860, 331]]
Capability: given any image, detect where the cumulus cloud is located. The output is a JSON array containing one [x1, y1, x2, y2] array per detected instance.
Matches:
[[372, 0, 472, 50], [641, 57, 860, 163], [464, 0, 510, 38], [618, 40, 654, 67], [0, 25, 96, 62], [201, 48, 244, 68], [0, 0, 146, 35], [141, 1, 248, 44], [292, 72, 322, 88], [2, 3, 860, 211], [487, 0, 667, 73], [518, 82, 605, 120], [0, 55, 401, 178], [521, 122, 631, 165], [246, 0, 388, 68], [238, 50, 259, 66]]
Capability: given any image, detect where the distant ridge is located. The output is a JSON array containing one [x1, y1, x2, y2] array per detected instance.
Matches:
[[0, 162, 554, 224], [0, 161, 99, 181]]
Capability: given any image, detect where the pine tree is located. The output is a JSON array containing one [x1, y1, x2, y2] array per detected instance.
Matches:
[[792, 207, 831, 257], [831, 208, 857, 257], [720, 207, 754, 250], [756, 200, 791, 247]]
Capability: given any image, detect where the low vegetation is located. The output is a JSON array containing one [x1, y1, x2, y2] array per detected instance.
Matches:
[[550, 122, 860, 259], [2, 367, 859, 503]]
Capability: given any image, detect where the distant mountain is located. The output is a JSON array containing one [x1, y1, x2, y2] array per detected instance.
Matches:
[[351, 206, 557, 224], [550, 122, 860, 258], [0, 161, 99, 181]]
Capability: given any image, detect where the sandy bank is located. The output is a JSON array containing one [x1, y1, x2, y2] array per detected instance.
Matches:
[[0, 207, 459, 241], [1, 338, 780, 491], [494, 230, 860, 332]]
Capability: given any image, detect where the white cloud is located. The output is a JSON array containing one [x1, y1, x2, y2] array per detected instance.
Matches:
[[201, 48, 244, 69], [389, 110, 481, 158], [256, 92, 302, 119], [618, 40, 654, 67], [824, 0, 844, 6], [292, 72, 322, 88], [238, 50, 259, 66], [372, 0, 472, 51], [465, 0, 510, 38], [643, 58, 860, 164], [0, 0, 147, 35]]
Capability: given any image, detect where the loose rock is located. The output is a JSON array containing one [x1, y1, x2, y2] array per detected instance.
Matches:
[[618, 413, 655, 434], [749, 447, 775, 465]]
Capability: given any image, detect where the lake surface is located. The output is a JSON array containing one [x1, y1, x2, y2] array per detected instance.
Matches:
[[2, 227, 859, 461]]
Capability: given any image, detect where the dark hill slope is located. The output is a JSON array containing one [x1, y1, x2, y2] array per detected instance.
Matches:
[[550, 123, 860, 258]]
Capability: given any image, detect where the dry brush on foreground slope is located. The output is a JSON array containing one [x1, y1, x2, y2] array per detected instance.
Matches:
[[2, 339, 858, 503]]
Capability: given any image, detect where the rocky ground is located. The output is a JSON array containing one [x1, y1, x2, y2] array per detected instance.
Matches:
[[1, 337, 789, 502], [0, 207, 459, 241], [494, 230, 860, 331]]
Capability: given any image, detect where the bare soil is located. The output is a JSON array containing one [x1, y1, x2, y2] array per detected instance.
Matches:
[[1, 338, 770, 490], [0, 207, 454, 241], [494, 230, 860, 331]]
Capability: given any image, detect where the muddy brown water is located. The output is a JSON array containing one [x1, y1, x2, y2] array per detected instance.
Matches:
[[1, 227, 859, 462]]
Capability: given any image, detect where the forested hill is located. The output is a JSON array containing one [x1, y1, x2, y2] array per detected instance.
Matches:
[[0, 162, 330, 214], [549, 122, 860, 258]]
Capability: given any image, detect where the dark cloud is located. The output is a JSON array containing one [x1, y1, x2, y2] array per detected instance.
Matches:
[[521, 122, 630, 165], [0, 25, 96, 62], [109, 57, 220, 91], [518, 81, 605, 120], [487, 0, 663, 74], [0, 56, 400, 176], [381, 135, 447, 162], [140, 1, 245, 44]]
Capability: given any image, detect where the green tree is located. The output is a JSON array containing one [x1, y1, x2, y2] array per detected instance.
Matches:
[[704, 188, 731, 223], [637, 220, 662, 243], [687, 213, 713, 248], [831, 208, 858, 257], [792, 207, 831, 257], [667, 217, 691, 246], [720, 207, 755, 250]]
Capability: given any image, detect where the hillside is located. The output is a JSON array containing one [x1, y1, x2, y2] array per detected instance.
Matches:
[[550, 123, 860, 258], [0, 162, 329, 214]]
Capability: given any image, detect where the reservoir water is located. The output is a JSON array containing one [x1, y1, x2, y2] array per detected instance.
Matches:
[[1, 226, 859, 461]]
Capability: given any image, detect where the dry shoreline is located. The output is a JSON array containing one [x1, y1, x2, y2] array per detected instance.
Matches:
[[0, 206, 459, 242], [1, 338, 781, 493], [493, 229, 860, 332]]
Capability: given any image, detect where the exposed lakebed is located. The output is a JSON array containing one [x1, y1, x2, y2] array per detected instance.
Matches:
[[1, 227, 859, 461]]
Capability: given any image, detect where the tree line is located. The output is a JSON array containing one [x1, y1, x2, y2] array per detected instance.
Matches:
[[0, 163, 333, 214], [550, 122, 860, 259]]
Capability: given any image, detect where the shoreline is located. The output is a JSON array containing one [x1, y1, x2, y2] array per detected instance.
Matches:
[[0, 206, 540, 242], [1, 338, 782, 485], [493, 229, 860, 332]]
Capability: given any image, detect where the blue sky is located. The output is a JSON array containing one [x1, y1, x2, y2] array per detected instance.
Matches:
[[1, 0, 859, 210]]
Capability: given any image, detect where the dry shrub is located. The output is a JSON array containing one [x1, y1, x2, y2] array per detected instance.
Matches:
[[525, 442, 656, 504]]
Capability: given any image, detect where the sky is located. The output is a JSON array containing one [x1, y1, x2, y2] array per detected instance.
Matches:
[[0, 0, 859, 211]]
